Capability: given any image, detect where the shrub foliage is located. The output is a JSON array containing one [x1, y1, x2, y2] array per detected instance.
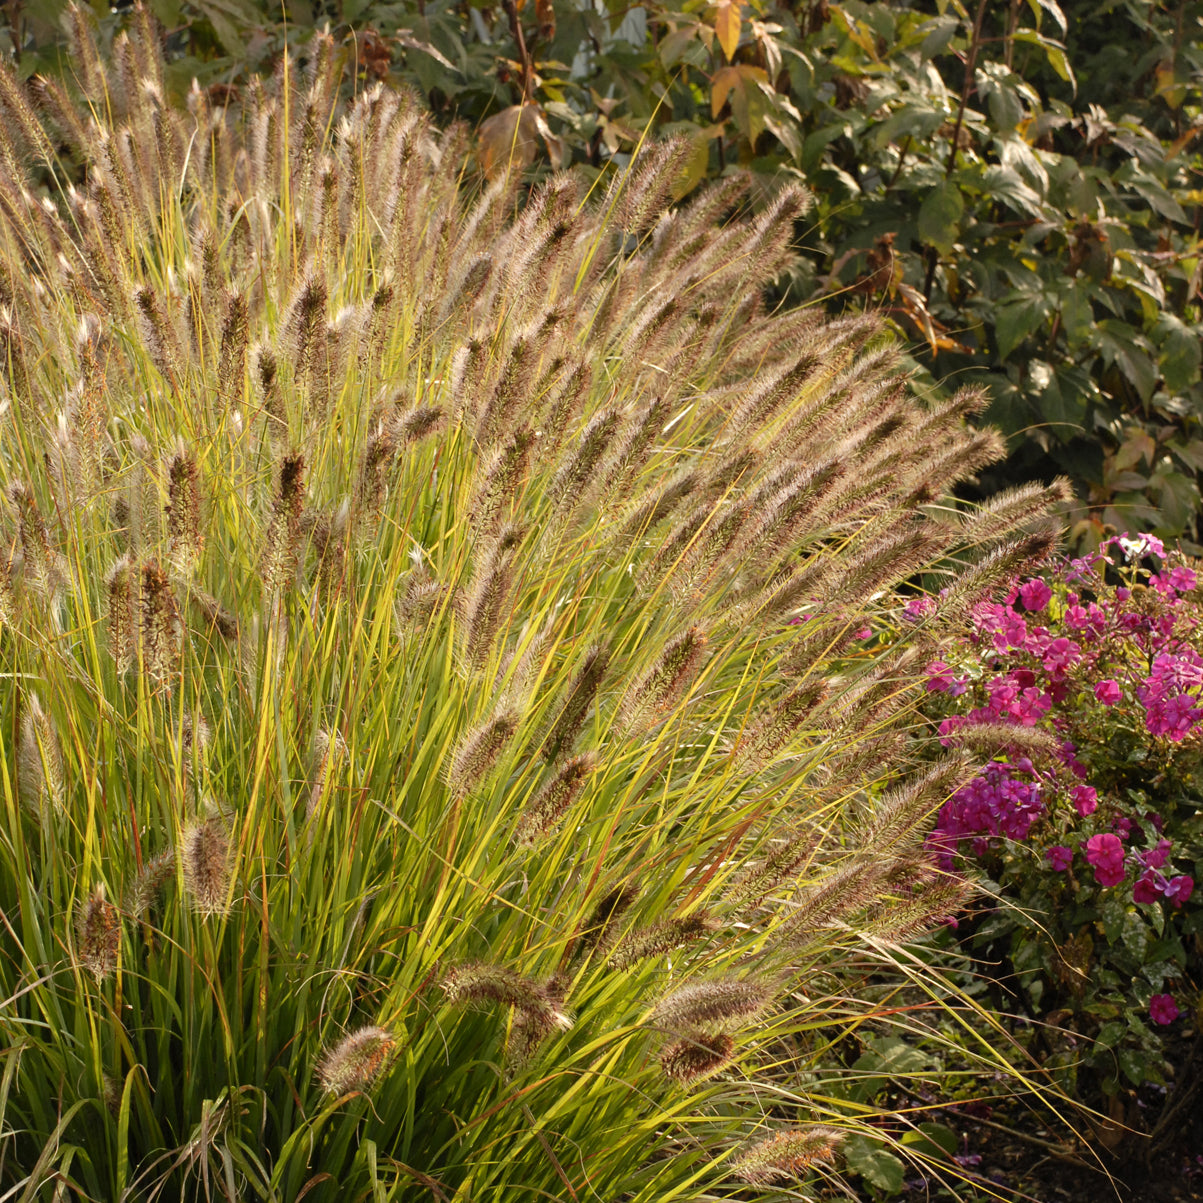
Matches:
[[0, 12, 1060, 1200]]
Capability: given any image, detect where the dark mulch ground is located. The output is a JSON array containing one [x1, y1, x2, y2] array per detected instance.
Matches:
[[848, 1030, 1203, 1202]]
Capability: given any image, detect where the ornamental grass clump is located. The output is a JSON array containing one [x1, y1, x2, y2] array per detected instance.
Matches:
[[0, 12, 1062, 1200]]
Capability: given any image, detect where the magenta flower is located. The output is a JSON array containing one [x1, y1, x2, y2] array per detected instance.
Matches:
[[1110, 533, 1166, 561], [1094, 679, 1122, 706], [1170, 566, 1197, 592], [1151, 566, 1198, 595], [1149, 994, 1180, 1025], [1163, 875, 1194, 907], [902, 596, 935, 622], [1070, 785, 1098, 817], [1041, 636, 1081, 678], [1045, 845, 1073, 871], [925, 660, 957, 693], [1018, 579, 1052, 612], [1137, 838, 1173, 870], [1133, 870, 1161, 904], [1083, 833, 1126, 887], [1139, 650, 1203, 740]]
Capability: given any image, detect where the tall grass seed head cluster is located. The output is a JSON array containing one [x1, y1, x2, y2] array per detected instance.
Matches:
[[0, 9, 1061, 1200]]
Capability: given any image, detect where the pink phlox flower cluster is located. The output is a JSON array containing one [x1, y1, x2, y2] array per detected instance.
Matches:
[[1045, 845, 1073, 871], [1106, 533, 1167, 562], [1133, 864, 1195, 907], [1094, 678, 1122, 705], [1082, 833, 1126, 887], [1136, 838, 1173, 870], [1057, 740, 1089, 780], [1064, 602, 1107, 639], [1070, 785, 1098, 816], [1018, 579, 1053, 612], [983, 674, 1052, 726], [924, 660, 967, 695], [1137, 649, 1203, 740], [929, 761, 1045, 868], [1149, 993, 1180, 1025], [1150, 566, 1197, 595], [903, 595, 936, 622], [1061, 553, 1106, 583], [1039, 636, 1082, 681], [971, 602, 1029, 652]]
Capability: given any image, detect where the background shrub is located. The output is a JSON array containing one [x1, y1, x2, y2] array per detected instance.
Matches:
[[922, 537, 1202, 1155]]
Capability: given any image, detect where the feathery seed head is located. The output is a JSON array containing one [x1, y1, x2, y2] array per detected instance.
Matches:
[[441, 963, 573, 1032], [128, 848, 176, 919], [609, 912, 719, 969], [166, 450, 202, 575], [181, 815, 234, 917], [575, 881, 640, 961], [652, 979, 772, 1031], [447, 709, 519, 793], [317, 1026, 395, 1096], [514, 752, 596, 847], [75, 885, 120, 982], [261, 453, 306, 593], [216, 291, 249, 405], [731, 1128, 844, 1185], [140, 560, 181, 688], [543, 641, 610, 761], [619, 626, 708, 733], [659, 1031, 736, 1085], [106, 555, 136, 673], [17, 693, 64, 813]]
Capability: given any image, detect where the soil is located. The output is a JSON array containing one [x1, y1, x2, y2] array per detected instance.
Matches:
[[899, 1051, 1203, 1203], [835, 1030, 1203, 1203]]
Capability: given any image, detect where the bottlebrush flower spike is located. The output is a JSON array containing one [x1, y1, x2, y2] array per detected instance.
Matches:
[[441, 963, 573, 1033], [651, 979, 772, 1032], [659, 1031, 735, 1085], [730, 1127, 844, 1185], [317, 1026, 395, 1096], [181, 814, 234, 917], [75, 885, 120, 982]]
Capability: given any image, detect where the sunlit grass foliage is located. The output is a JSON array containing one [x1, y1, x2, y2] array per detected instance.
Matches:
[[0, 9, 1066, 1200]]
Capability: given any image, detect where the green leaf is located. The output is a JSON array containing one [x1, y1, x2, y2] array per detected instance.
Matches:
[[1119, 910, 1150, 960], [918, 180, 963, 254], [1117, 1046, 1153, 1086], [979, 164, 1045, 216], [987, 81, 1024, 132], [1025, 0, 1068, 37], [192, 0, 260, 56], [901, 1123, 958, 1162], [844, 1135, 906, 1194], [1095, 320, 1158, 402], [1013, 27, 1075, 88], [1030, 360, 1087, 442], [1059, 280, 1094, 346], [995, 295, 1050, 359], [919, 15, 959, 59], [1154, 314, 1202, 393]]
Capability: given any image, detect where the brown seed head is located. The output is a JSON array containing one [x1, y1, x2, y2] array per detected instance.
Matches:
[[75, 885, 120, 982], [651, 979, 771, 1031], [317, 1026, 395, 1096], [730, 1127, 844, 1185], [181, 815, 233, 917]]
